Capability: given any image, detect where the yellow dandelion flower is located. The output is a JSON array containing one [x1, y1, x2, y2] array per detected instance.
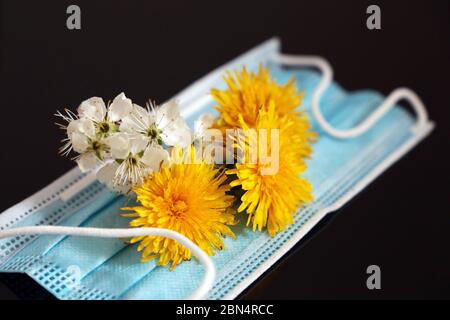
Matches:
[[211, 65, 303, 129], [227, 102, 313, 236], [211, 64, 315, 159], [122, 147, 236, 270]]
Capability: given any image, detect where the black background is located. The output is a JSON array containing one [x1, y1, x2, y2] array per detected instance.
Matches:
[[0, 0, 449, 299]]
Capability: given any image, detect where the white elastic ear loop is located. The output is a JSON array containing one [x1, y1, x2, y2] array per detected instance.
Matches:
[[0, 226, 215, 300], [273, 53, 429, 139]]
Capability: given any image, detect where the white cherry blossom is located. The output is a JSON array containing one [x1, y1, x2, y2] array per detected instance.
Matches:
[[98, 133, 169, 191], [193, 112, 215, 140], [56, 111, 108, 172], [57, 94, 194, 192], [78, 92, 133, 137], [120, 100, 192, 148], [78, 92, 132, 123]]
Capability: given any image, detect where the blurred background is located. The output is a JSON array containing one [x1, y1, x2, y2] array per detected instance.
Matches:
[[1, 0, 449, 299]]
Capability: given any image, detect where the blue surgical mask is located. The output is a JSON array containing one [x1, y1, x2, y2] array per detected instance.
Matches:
[[0, 38, 434, 300]]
